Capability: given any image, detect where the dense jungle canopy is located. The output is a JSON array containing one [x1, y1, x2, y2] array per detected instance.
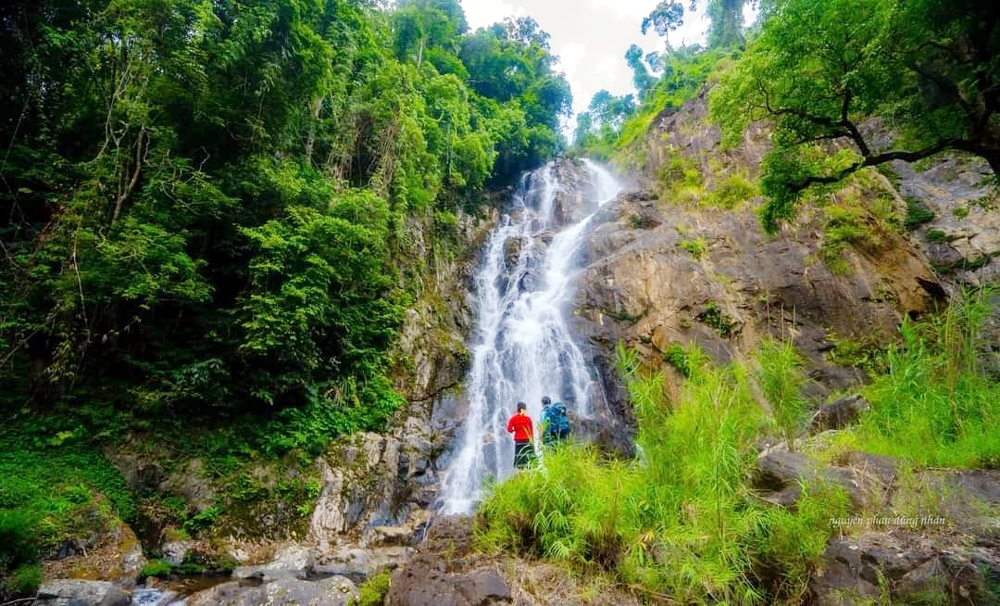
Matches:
[[0, 0, 571, 431]]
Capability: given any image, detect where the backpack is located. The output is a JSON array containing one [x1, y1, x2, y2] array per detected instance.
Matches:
[[546, 402, 571, 439]]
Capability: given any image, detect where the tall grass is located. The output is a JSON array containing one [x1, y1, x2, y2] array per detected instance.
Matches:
[[844, 288, 1000, 468], [477, 343, 847, 604], [756, 339, 808, 451]]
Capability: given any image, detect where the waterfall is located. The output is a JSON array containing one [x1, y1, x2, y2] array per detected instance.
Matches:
[[439, 159, 622, 514]]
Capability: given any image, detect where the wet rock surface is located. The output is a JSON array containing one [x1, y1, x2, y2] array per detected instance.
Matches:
[[308, 422, 438, 551], [186, 576, 358, 606], [35, 579, 132, 606], [387, 516, 512, 606], [232, 543, 315, 582]]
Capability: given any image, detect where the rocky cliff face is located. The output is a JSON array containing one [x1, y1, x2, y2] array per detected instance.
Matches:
[[569, 91, 1000, 412]]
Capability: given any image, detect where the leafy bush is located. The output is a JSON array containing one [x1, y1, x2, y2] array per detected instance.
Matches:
[[826, 333, 889, 375], [925, 228, 958, 243], [357, 570, 392, 606], [821, 204, 882, 275], [698, 302, 736, 337], [655, 150, 705, 204], [704, 174, 760, 209], [662, 343, 693, 377], [679, 237, 708, 259]]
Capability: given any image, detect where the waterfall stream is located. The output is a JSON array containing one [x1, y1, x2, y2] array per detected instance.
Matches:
[[439, 159, 622, 514]]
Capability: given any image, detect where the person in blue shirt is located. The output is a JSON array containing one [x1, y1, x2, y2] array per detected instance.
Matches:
[[540, 396, 571, 446]]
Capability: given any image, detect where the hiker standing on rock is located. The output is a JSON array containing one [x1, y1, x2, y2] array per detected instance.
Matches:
[[540, 396, 571, 446], [506, 402, 535, 469]]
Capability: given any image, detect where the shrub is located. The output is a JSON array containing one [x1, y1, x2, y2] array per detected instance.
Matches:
[[904, 197, 935, 229], [704, 174, 760, 209], [663, 343, 693, 377], [821, 204, 882, 275], [357, 570, 392, 606], [679, 237, 708, 259], [699, 302, 736, 337]]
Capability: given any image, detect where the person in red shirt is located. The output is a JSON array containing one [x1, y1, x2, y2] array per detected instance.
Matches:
[[506, 402, 536, 469]]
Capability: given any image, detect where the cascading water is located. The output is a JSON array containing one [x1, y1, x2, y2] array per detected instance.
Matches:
[[439, 159, 622, 514]]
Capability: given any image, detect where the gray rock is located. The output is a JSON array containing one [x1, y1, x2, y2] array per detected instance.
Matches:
[[809, 395, 870, 432], [232, 544, 315, 582], [35, 579, 131, 606], [251, 577, 358, 606], [160, 540, 191, 567], [313, 546, 413, 582], [811, 534, 1000, 604], [387, 566, 511, 606], [755, 451, 869, 509], [185, 581, 247, 606], [188, 577, 359, 606]]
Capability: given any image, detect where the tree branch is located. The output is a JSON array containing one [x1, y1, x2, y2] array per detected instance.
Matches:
[[788, 139, 962, 192], [111, 126, 146, 226]]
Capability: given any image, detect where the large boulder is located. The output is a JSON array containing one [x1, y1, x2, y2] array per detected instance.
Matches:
[[35, 579, 131, 606], [313, 545, 414, 583], [43, 522, 146, 588], [387, 567, 511, 606], [232, 543, 315, 582], [309, 422, 442, 549], [755, 451, 895, 511], [812, 534, 1000, 605], [809, 395, 871, 432], [187, 577, 359, 606]]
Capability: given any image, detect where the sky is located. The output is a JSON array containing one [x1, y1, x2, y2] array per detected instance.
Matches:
[[460, 0, 723, 133]]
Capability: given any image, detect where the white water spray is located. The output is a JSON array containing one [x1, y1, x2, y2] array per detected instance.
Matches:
[[439, 159, 622, 514]]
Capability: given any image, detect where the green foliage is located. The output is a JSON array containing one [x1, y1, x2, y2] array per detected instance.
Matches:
[[756, 339, 808, 451], [841, 289, 1000, 468], [698, 302, 736, 337], [704, 174, 760, 209], [141, 559, 174, 579], [655, 149, 705, 204], [572, 46, 727, 161], [0, 436, 134, 597], [7, 563, 42, 596], [826, 333, 889, 375], [679, 237, 708, 259], [925, 229, 958, 244], [821, 204, 883, 275], [662, 343, 694, 377], [710, 0, 1000, 232], [0, 0, 571, 461], [478, 342, 847, 603], [357, 570, 392, 606]]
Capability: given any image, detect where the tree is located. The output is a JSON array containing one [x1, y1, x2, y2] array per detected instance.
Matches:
[[587, 90, 636, 131], [392, 0, 467, 68], [626, 44, 656, 98], [710, 0, 1000, 232], [642, 1, 685, 49], [706, 0, 746, 48]]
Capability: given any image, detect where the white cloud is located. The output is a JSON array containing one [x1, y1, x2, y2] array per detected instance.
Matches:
[[462, 0, 519, 30], [556, 43, 586, 79], [458, 0, 721, 136], [588, 0, 657, 20]]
